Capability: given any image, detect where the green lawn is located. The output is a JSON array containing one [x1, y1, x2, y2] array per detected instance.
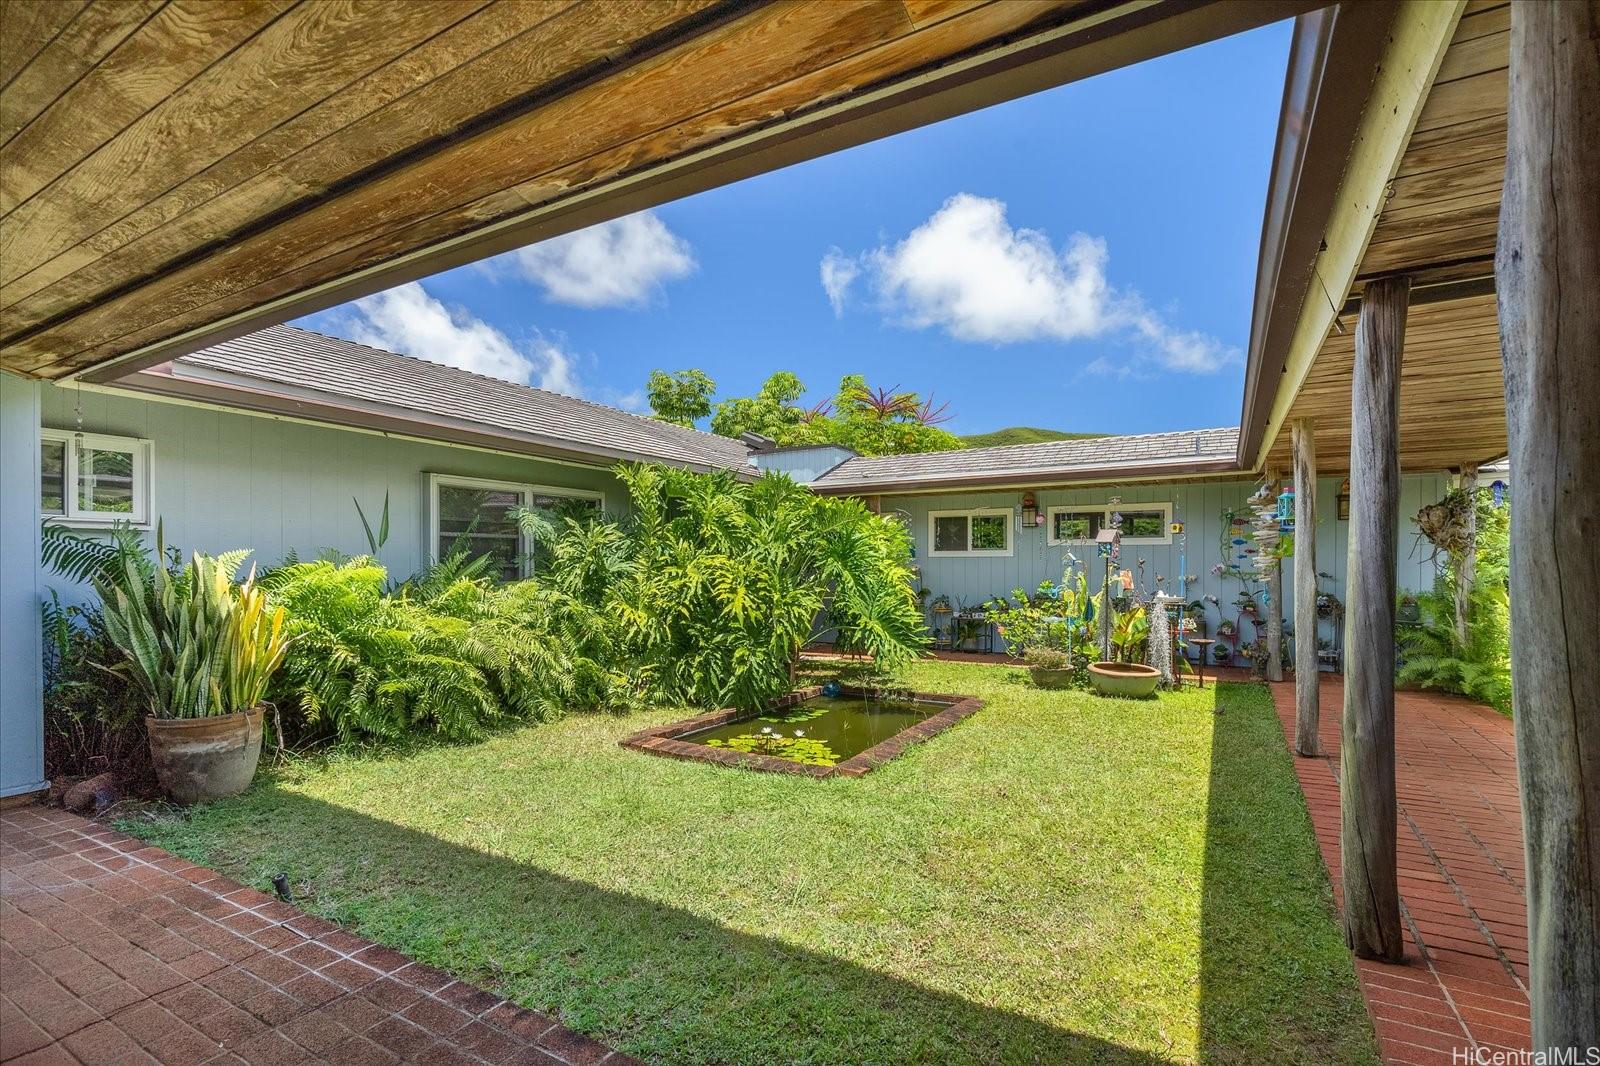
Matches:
[[124, 661, 1377, 1065]]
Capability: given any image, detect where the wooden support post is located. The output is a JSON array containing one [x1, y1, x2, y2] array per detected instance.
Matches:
[[1454, 463, 1477, 648], [1265, 471, 1284, 682], [1498, 1, 1600, 1049], [1340, 273, 1408, 962], [1292, 420, 1318, 756]]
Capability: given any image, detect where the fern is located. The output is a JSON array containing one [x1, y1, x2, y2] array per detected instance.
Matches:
[[1396, 488, 1512, 713]]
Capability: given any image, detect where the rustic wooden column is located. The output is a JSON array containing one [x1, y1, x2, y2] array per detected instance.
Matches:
[[1292, 420, 1319, 756], [1497, 0, 1600, 1049], [1453, 463, 1477, 648], [1264, 474, 1284, 682], [1340, 273, 1408, 962]]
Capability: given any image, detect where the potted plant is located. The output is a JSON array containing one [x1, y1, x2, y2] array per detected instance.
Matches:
[[98, 545, 291, 804], [1024, 647, 1076, 689], [930, 594, 952, 614], [1212, 643, 1232, 665]]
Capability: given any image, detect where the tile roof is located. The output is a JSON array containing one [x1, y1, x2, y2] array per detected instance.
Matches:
[[811, 427, 1241, 491], [169, 325, 752, 471]]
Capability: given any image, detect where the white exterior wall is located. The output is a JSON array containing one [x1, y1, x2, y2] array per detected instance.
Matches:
[[2, 372, 47, 799]]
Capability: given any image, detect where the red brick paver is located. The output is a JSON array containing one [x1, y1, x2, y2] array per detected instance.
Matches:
[[1, 807, 638, 1065], [1272, 676, 1531, 1065]]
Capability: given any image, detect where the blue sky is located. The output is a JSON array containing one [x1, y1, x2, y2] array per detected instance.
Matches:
[[297, 19, 1293, 438]]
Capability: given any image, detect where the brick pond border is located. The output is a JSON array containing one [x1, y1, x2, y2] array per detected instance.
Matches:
[[619, 685, 984, 778]]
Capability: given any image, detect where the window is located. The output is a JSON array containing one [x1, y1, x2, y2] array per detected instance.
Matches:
[[1047, 507, 1102, 544], [1111, 503, 1173, 543], [1045, 502, 1173, 545], [40, 429, 152, 525], [927, 508, 1012, 557], [426, 474, 602, 581]]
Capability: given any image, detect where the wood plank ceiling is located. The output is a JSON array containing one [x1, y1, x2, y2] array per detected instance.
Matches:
[[0, 0, 1310, 381], [1266, 0, 1508, 475]]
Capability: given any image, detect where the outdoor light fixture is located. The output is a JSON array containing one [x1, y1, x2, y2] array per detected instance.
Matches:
[[1337, 479, 1351, 521], [1277, 488, 1295, 532], [1020, 491, 1043, 528]]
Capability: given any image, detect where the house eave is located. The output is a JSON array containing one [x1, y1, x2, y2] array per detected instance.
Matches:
[[1236, 2, 1402, 471], [809, 457, 1245, 497]]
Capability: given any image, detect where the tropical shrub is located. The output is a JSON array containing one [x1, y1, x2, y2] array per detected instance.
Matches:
[[42, 593, 150, 784], [1397, 488, 1511, 712], [260, 557, 611, 742], [600, 464, 926, 712]]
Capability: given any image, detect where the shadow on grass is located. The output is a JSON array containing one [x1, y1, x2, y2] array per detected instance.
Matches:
[[193, 784, 1166, 1065], [1196, 682, 1377, 1064]]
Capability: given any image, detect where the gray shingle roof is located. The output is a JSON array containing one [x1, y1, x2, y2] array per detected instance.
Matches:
[[811, 427, 1241, 491], [172, 325, 752, 471]]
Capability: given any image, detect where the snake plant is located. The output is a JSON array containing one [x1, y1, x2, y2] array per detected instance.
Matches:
[[95, 531, 288, 719]]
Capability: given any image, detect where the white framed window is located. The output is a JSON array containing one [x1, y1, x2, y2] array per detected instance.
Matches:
[[426, 474, 603, 581], [927, 507, 1012, 558], [1112, 502, 1174, 544], [1046, 507, 1104, 545], [40, 429, 152, 527], [1045, 502, 1174, 546]]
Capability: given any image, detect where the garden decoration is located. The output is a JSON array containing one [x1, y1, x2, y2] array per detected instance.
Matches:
[[1277, 487, 1295, 532], [1095, 526, 1122, 661], [1147, 594, 1178, 687]]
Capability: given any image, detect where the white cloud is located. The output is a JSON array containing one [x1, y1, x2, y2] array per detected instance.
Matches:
[[833, 193, 1237, 374], [347, 282, 580, 394], [598, 387, 647, 414], [820, 248, 860, 316], [504, 211, 695, 308]]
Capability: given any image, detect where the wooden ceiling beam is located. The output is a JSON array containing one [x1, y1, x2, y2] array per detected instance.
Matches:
[[0, 0, 1317, 381]]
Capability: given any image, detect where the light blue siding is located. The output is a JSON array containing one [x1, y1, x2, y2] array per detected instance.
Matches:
[[751, 445, 856, 484], [889, 472, 1448, 646], [39, 384, 625, 599], [2, 373, 47, 798]]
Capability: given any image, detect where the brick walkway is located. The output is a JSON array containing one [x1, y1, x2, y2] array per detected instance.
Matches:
[[0, 807, 635, 1065], [1271, 676, 1531, 1065]]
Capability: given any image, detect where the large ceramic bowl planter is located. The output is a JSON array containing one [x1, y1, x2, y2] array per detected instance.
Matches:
[[146, 707, 265, 804], [1088, 661, 1161, 698], [1030, 667, 1076, 689]]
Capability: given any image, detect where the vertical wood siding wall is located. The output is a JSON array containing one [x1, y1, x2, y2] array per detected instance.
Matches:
[[2, 373, 47, 798], [891, 473, 1449, 639], [40, 385, 623, 597]]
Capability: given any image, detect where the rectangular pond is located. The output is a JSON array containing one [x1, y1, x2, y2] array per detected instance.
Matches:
[[620, 685, 984, 778]]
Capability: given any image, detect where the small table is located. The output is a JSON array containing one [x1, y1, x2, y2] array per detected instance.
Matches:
[[1188, 639, 1216, 688]]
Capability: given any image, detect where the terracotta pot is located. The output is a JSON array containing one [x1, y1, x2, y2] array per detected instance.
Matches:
[[1087, 661, 1161, 698], [1029, 666, 1075, 690], [146, 707, 265, 804]]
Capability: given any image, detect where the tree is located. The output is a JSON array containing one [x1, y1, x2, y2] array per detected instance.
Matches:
[[647, 368, 715, 427], [709, 371, 806, 440], [704, 370, 964, 455]]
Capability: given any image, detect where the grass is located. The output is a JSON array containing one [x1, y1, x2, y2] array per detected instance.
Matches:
[[123, 661, 1377, 1065], [960, 427, 1106, 448]]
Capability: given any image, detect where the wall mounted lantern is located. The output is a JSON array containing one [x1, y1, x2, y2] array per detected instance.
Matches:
[[1020, 491, 1044, 528], [1337, 479, 1351, 521]]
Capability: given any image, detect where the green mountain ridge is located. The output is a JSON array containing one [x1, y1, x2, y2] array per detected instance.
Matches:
[[960, 426, 1107, 448]]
